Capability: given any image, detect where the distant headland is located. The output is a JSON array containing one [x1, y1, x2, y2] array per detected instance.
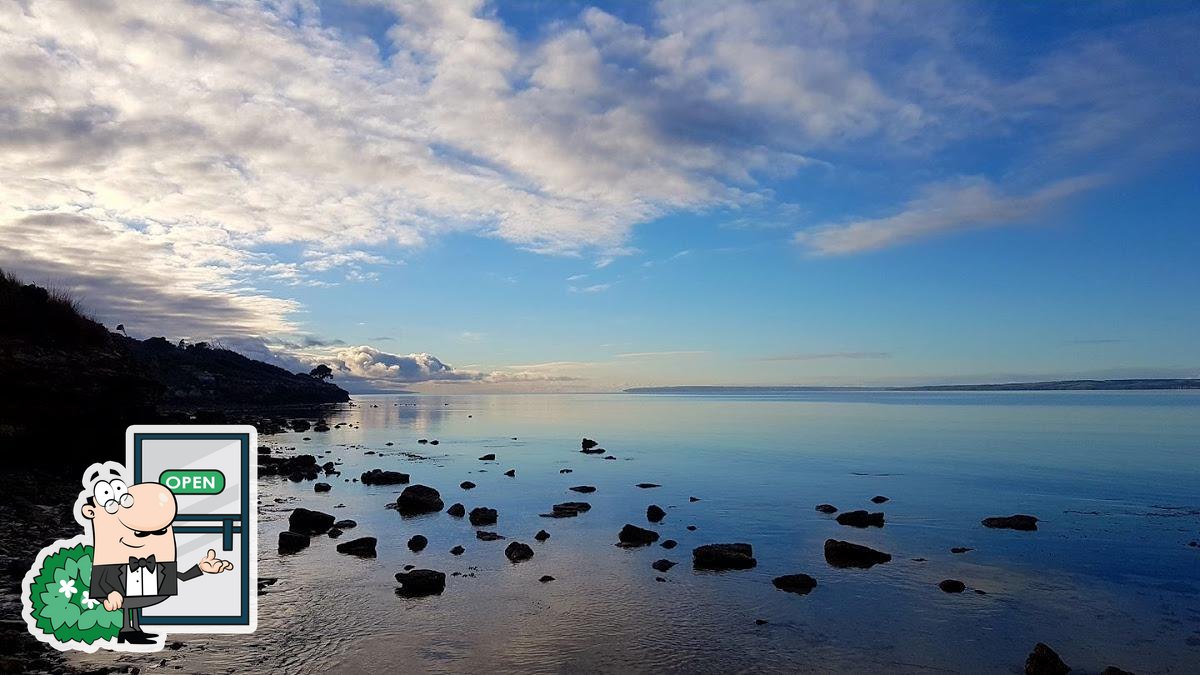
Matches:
[[625, 379, 1200, 394]]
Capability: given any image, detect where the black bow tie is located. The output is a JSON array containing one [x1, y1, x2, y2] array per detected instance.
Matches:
[[129, 555, 156, 572]]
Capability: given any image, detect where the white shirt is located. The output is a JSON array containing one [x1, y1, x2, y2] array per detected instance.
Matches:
[[125, 563, 159, 597]]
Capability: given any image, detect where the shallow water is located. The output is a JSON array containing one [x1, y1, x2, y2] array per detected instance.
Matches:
[[70, 391, 1200, 674]]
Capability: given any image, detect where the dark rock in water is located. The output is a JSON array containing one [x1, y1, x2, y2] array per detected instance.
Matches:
[[559, 468, 573, 474], [1101, 667, 1134, 675], [1188, 540, 1198, 548], [661, 539, 678, 549], [385, 442, 393, 446], [836, 510, 885, 528], [327, 528, 343, 539], [755, 619, 768, 625], [693, 543, 757, 570], [983, 514, 1039, 531], [636, 483, 661, 489], [460, 481, 476, 490], [539, 575, 555, 583], [686, 525, 697, 531], [618, 524, 660, 547], [479, 453, 495, 461], [581, 447, 605, 455], [651, 559, 677, 572], [542, 502, 591, 518], [647, 505, 666, 523], [289, 507, 335, 534], [1025, 642, 1070, 675], [870, 495, 889, 504], [950, 547, 974, 554], [258, 445, 272, 455], [504, 469, 516, 477], [404, 564, 415, 570], [604, 455, 616, 460], [773, 574, 817, 595], [361, 469, 409, 486], [469, 507, 498, 526], [396, 485, 444, 515], [824, 539, 891, 569], [535, 529, 551, 542], [259, 452, 322, 480], [314, 482, 332, 493], [408, 535, 428, 552], [815, 504, 838, 514], [689, 496, 700, 502], [447, 503, 466, 517], [278, 531, 309, 554], [912, 558, 928, 562], [313, 421, 330, 432], [450, 545, 465, 555], [302, 437, 311, 441], [394, 569, 445, 597], [336, 537, 377, 557], [476, 530, 505, 541], [655, 576, 667, 582], [582, 438, 598, 450], [569, 485, 597, 493], [334, 519, 357, 529], [505, 541, 534, 563], [938, 579, 966, 593], [290, 419, 310, 432], [418, 439, 428, 444], [429, 440, 439, 445]]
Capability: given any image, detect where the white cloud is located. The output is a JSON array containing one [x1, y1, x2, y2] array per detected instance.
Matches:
[[569, 283, 612, 293], [795, 175, 1105, 256]]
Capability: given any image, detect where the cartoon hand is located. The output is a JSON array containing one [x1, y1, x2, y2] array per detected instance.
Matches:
[[103, 590, 123, 611], [198, 548, 234, 574]]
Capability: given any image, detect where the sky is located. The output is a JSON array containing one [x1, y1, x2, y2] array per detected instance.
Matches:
[[2, 0, 1198, 392]]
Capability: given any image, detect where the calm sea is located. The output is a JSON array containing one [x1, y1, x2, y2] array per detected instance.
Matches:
[[72, 391, 1200, 674]]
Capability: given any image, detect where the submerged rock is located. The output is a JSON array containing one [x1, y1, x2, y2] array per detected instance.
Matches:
[[823, 539, 891, 569], [447, 503, 466, 517], [314, 482, 332, 493], [647, 505, 666, 523], [636, 483, 661, 489], [950, 547, 974, 554], [982, 514, 1039, 531], [535, 529, 551, 542], [469, 507, 498, 526], [686, 525, 697, 531], [327, 528, 343, 539], [407, 535, 428, 552], [836, 510, 885, 528], [289, 507, 335, 535], [1101, 667, 1133, 675], [938, 579, 966, 593], [1025, 642, 1070, 675], [460, 481, 476, 490], [870, 495, 889, 504], [476, 530, 505, 541], [336, 537, 377, 558], [539, 575, 555, 583], [450, 545, 465, 556], [651, 559, 677, 572], [479, 453, 495, 461], [689, 496, 700, 502], [661, 539, 678, 549], [569, 485, 597, 493], [815, 504, 838, 514], [581, 447, 605, 455], [504, 541, 534, 563], [772, 574, 817, 595], [559, 468, 574, 474], [361, 469, 410, 486], [504, 469, 516, 477], [394, 569, 446, 597], [541, 502, 591, 518], [278, 531, 309, 554], [618, 524, 660, 547], [693, 543, 757, 570], [396, 485, 444, 515]]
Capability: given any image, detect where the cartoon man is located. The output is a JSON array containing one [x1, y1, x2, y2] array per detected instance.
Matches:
[[81, 464, 234, 645]]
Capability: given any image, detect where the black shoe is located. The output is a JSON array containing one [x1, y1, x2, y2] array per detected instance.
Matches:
[[117, 630, 157, 645]]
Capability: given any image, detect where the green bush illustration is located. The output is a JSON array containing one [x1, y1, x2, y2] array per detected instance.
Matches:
[[27, 543, 121, 645]]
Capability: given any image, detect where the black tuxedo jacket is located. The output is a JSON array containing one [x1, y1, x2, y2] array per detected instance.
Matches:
[[90, 560, 202, 599]]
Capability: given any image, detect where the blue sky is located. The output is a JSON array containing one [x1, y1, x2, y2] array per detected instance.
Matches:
[[2, 1, 1197, 391]]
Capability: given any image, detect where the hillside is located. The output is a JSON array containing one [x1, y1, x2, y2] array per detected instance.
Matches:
[[0, 270, 348, 452]]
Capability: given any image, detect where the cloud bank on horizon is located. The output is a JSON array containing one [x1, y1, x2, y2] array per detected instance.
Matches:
[[1, 0, 1196, 388]]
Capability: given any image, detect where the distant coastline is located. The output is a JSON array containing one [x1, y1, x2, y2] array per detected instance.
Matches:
[[625, 379, 1200, 394]]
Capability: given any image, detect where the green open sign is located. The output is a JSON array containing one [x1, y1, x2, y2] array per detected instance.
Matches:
[[159, 469, 225, 495]]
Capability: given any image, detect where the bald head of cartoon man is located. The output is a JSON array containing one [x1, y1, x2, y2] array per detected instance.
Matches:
[[81, 464, 232, 645]]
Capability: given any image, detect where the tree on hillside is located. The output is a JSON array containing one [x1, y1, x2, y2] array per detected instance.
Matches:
[[309, 364, 333, 381]]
